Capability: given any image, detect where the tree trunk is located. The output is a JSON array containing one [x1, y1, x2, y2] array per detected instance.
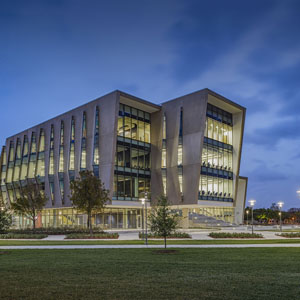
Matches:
[[164, 236, 167, 249], [33, 217, 36, 231], [89, 211, 93, 235]]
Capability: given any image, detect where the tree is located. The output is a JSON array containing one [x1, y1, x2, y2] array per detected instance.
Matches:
[[70, 170, 110, 234], [11, 180, 48, 230], [0, 198, 12, 233], [148, 195, 178, 249]]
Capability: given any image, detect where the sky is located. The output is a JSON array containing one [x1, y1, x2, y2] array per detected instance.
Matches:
[[1, 0, 300, 209]]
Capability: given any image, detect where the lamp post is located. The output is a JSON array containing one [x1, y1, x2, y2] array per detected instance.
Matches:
[[145, 192, 148, 246], [246, 210, 249, 227], [249, 200, 256, 234], [141, 198, 144, 241], [140, 192, 148, 246], [277, 201, 284, 232]]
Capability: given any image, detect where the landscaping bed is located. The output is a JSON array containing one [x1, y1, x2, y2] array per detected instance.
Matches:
[[139, 232, 191, 239], [276, 232, 300, 238], [65, 233, 119, 239], [0, 233, 48, 239], [8, 227, 106, 235], [209, 232, 264, 239]]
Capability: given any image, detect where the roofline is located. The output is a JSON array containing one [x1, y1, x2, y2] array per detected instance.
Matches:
[[162, 88, 246, 111], [118, 90, 161, 110]]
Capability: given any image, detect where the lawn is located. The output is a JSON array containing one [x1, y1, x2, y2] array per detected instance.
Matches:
[[0, 248, 300, 299], [1, 239, 300, 246]]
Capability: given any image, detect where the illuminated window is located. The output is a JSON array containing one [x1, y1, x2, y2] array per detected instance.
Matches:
[[58, 121, 64, 173], [13, 139, 21, 183], [80, 112, 87, 170], [69, 117, 75, 181], [36, 129, 45, 177], [20, 136, 29, 181], [49, 125, 55, 175], [27, 133, 37, 179], [93, 107, 100, 177]]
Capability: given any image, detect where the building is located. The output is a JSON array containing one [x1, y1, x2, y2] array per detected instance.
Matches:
[[0, 89, 247, 229]]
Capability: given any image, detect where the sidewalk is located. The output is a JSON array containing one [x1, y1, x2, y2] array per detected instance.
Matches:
[[1, 243, 300, 249]]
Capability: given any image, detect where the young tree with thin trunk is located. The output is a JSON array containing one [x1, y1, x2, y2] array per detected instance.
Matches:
[[11, 180, 48, 230], [70, 170, 110, 235], [149, 195, 179, 248], [0, 198, 12, 233]]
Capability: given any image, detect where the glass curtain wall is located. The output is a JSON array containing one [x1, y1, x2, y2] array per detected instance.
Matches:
[[178, 108, 183, 195], [199, 104, 234, 202], [114, 104, 151, 200], [93, 107, 100, 177], [12, 139, 21, 199], [6, 141, 14, 202], [27, 133, 37, 179], [80, 112, 87, 170], [161, 113, 167, 195], [0, 147, 7, 205], [69, 117, 75, 181], [58, 121, 65, 203], [49, 125, 55, 205], [20, 136, 29, 183]]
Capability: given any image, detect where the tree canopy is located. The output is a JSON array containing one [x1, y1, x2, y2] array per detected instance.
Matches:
[[149, 195, 178, 248], [11, 180, 48, 230], [70, 170, 110, 234]]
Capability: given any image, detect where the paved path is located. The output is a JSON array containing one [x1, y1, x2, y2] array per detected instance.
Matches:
[[1, 244, 300, 249]]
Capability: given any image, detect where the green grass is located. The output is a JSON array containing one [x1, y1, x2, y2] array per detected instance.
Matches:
[[0, 248, 300, 299], [1, 239, 300, 246]]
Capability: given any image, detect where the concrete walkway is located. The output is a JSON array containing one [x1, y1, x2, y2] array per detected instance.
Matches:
[[1, 244, 300, 249]]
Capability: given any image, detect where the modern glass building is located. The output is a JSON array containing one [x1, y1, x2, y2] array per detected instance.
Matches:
[[0, 89, 247, 229]]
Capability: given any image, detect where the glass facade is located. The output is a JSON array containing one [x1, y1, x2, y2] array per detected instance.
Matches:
[[114, 103, 151, 200], [13, 207, 143, 229], [178, 108, 183, 194], [27, 133, 37, 179], [12, 139, 21, 199], [80, 112, 87, 170], [0, 147, 7, 206], [49, 125, 55, 205], [58, 121, 65, 203], [161, 113, 167, 195], [69, 117, 75, 181], [20, 136, 29, 182], [6, 141, 14, 202], [93, 107, 100, 177], [36, 129, 45, 178], [199, 104, 234, 202]]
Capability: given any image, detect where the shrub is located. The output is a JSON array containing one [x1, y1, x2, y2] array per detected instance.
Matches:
[[65, 233, 119, 239], [0, 233, 47, 239], [8, 227, 105, 235], [139, 232, 191, 239], [276, 232, 300, 238], [209, 232, 263, 239]]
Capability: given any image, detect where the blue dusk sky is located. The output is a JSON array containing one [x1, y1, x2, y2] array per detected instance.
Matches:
[[1, 0, 300, 209]]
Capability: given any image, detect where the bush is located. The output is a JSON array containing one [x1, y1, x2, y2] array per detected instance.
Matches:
[[276, 233, 300, 238], [65, 233, 119, 239], [0, 209, 12, 233], [139, 232, 191, 239], [209, 232, 264, 239], [0, 233, 47, 239], [8, 227, 105, 235]]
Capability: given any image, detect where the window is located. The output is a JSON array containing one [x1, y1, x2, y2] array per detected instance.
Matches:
[[80, 112, 87, 170], [93, 107, 100, 177], [36, 129, 45, 177], [27, 133, 37, 179]]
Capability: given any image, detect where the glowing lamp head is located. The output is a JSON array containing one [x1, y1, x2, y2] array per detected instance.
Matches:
[[249, 199, 256, 207], [140, 198, 145, 205], [277, 201, 284, 209]]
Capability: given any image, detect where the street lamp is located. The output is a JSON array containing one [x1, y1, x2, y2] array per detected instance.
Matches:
[[140, 192, 148, 245], [246, 210, 249, 227], [249, 199, 256, 234], [277, 201, 284, 232]]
